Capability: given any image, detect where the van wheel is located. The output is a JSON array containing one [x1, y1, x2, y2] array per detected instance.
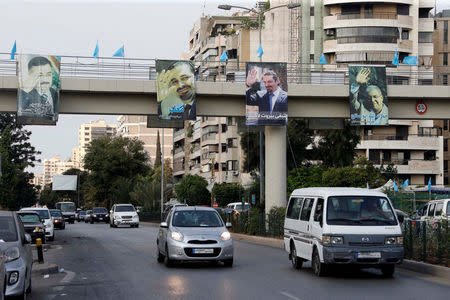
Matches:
[[290, 246, 303, 269], [312, 248, 327, 277], [381, 265, 395, 278]]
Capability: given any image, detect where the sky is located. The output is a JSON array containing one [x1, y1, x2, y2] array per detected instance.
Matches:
[[0, 0, 449, 173]]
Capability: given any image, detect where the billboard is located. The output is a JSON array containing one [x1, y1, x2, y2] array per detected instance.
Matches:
[[52, 175, 77, 191], [156, 60, 196, 120], [349, 65, 388, 126], [17, 54, 61, 125], [245, 62, 288, 126]]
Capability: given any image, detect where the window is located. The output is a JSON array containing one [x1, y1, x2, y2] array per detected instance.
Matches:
[[300, 198, 314, 221], [447, 202, 450, 216], [313, 198, 324, 223], [445, 160, 449, 172], [445, 139, 448, 152], [336, 27, 399, 44], [418, 8, 430, 18], [227, 160, 238, 171], [401, 30, 409, 40], [435, 202, 444, 216], [444, 21, 448, 44], [286, 198, 303, 220], [397, 4, 409, 16], [221, 163, 227, 171], [428, 203, 435, 216], [310, 30, 314, 40], [364, 5, 373, 18], [444, 120, 448, 131], [227, 138, 237, 148], [424, 150, 436, 160], [221, 124, 227, 133], [221, 143, 227, 152], [310, 6, 314, 16], [444, 53, 448, 66], [444, 75, 448, 85], [418, 32, 433, 43]]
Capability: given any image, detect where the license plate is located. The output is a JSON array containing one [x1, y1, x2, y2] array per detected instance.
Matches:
[[99, 218, 103, 220], [356, 252, 381, 259], [193, 248, 213, 254]]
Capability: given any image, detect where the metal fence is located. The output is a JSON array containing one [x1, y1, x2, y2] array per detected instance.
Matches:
[[0, 52, 447, 86], [223, 211, 285, 238]]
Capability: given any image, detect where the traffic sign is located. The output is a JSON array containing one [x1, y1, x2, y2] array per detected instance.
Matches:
[[213, 202, 218, 208]]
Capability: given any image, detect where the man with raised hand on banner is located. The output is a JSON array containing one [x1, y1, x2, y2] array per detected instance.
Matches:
[[246, 69, 287, 125], [350, 67, 388, 125], [18, 56, 58, 121], [157, 61, 196, 120]]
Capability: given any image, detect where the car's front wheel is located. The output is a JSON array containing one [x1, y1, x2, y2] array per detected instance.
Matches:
[[223, 259, 233, 267], [164, 245, 174, 267]]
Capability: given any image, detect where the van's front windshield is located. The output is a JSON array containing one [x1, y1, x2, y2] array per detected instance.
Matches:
[[327, 196, 397, 225]]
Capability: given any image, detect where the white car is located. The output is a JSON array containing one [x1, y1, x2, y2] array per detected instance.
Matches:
[[20, 207, 54, 241], [110, 204, 139, 228]]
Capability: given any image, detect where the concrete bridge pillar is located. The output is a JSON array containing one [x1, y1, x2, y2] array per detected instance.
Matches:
[[264, 126, 287, 215]]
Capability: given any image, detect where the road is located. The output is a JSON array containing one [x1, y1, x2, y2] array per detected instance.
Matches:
[[29, 222, 450, 300]]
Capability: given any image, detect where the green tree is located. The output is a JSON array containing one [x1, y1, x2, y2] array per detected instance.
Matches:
[[154, 130, 161, 168], [240, 131, 260, 173], [212, 183, 245, 207], [175, 175, 210, 206], [83, 136, 151, 208], [287, 166, 326, 196], [286, 119, 314, 171]]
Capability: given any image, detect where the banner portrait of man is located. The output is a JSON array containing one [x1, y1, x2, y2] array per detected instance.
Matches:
[[156, 60, 196, 120], [245, 62, 288, 126], [17, 54, 61, 125], [349, 65, 388, 126]]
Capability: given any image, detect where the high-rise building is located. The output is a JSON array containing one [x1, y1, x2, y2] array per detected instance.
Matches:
[[117, 115, 173, 167], [41, 156, 77, 186], [433, 9, 449, 85]]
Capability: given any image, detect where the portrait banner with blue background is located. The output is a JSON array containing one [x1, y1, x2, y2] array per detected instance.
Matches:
[[349, 65, 388, 126], [17, 54, 61, 125], [245, 62, 288, 126], [156, 60, 196, 120]]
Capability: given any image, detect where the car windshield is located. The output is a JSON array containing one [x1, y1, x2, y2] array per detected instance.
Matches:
[[93, 208, 107, 213], [57, 202, 75, 213], [79, 211, 86, 216], [0, 216, 18, 242], [235, 204, 249, 211], [116, 205, 135, 212], [31, 210, 50, 219], [327, 196, 397, 225], [18, 214, 41, 223], [172, 210, 223, 227], [50, 210, 62, 217]]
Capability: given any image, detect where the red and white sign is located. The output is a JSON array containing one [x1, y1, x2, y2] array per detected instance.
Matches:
[[416, 102, 427, 114], [213, 202, 218, 208]]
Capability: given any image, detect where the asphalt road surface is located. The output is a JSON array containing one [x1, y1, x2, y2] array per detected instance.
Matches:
[[29, 222, 450, 300]]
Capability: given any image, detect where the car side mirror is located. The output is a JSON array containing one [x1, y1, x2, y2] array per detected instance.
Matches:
[[397, 214, 404, 223], [160, 222, 168, 228], [225, 222, 232, 228], [24, 233, 32, 244]]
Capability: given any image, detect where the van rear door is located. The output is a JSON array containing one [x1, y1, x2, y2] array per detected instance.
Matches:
[[297, 198, 315, 260]]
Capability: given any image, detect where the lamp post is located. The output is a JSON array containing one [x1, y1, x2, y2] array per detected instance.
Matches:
[[218, 2, 301, 210]]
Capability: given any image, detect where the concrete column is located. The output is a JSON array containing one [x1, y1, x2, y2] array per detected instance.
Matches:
[[301, 0, 311, 83], [264, 126, 287, 215], [314, 0, 323, 65]]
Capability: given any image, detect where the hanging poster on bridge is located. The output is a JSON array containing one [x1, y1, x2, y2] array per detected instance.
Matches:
[[17, 54, 61, 125], [156, 60, 196, 120], [349, 65, 388, 126], [245, 62, 288, 126]]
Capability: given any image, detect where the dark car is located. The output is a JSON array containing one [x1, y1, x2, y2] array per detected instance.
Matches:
[[50, 209, 66, 230], [90, 207, 109, 223], [77, 211, 86, 222], [17, 211, 46, 244]]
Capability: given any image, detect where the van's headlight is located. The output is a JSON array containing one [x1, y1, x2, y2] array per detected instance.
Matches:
[[385, 236, 403, 245], [171, 231, 183, 241], [5, 247, 20, 262], [220, 231, 231, 241], [322, 236, 343, 245]]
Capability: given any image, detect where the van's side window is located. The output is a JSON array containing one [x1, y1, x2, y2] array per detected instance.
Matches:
[[428, 203, 435, 216], [313, 198, 324, 222], [286, 198, 303, 219], [435, 202, 444, 216], [300, 198, 314, 221], [447, 202, 450, 216]]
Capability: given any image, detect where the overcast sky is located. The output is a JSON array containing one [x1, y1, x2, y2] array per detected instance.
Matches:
[[1, 0, 449, 173]]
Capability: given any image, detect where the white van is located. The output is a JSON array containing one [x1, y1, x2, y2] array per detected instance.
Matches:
[[284, 188, 403, 277], [420, 199, 450, 222], [226, 202, 249, 213]]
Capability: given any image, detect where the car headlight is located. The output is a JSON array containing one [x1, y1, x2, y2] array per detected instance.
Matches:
[[5, 247, 20, 262], [114, 215, 120, 220], [220, 231, 231, 241], [106, 214, 109, 217], [93, 214, 97, 217], [385, 236, 403, 245], [171, 231, 184, 241], [322, 236, 344, 245]]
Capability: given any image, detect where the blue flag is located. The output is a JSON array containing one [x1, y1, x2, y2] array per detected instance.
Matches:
[[427, 178, 431, 191], [256, 44, 263, 58], [56, 56, 61, 61], [113, 45, 124, 57], [400, 179, 409, 188], [93, 42, 99, 58], [392, 50, 399, 66], [219, 50, 228, 62], [10, 40, 16, 60], [403, 56, 417, 66], [393, 181, 398, 192], [319, 53, 326, 64]]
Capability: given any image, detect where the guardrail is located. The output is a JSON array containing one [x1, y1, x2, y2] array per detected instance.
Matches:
[[1, 53, 447, 86]]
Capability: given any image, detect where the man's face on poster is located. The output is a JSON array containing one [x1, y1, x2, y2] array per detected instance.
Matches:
[[368, 87, 384, 114], [29, 63, 53, 94], [168, 63, 195, 104], [263, 74, 279, 94]]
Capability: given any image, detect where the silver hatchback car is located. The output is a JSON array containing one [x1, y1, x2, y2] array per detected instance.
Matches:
[[156, 206, 233, 267]]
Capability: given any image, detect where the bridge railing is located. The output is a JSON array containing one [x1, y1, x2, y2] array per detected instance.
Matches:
[[0, 53, 447, 86]]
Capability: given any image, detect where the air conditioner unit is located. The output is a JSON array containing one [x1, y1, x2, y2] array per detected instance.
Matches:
[[325, 29, 334, 36], [232, 171, 239, 176]]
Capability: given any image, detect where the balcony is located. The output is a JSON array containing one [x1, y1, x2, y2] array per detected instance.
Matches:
[[191, 146, 201, 158], [324, 13, 413, 30], [174, 129, 185, 143], [358, 134, 441, 150]]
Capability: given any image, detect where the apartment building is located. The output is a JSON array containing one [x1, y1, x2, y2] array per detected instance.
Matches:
[[76, 120, 117, 169], [117, 115, 173, 167], [40, 156, 77, 186], [433, 9, 450, 85]]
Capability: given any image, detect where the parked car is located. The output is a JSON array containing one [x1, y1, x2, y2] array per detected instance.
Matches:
[[90, 207, 109, 223], [84, 210, 92, 223], [284, 188, 403, 277], [420, 199, 450, 222], [226, 202, 249, 214], [16, 211, 46, 244], [0, 210, 33, 298], [156, 206, 233, 267], [20, 207, 54, 241], [49, 209, 66, 230], [110, 204, 139, 228], [77, 211, 86, 222]]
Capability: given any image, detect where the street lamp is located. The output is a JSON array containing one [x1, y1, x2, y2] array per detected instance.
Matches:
[[218, 2, 301, 208]]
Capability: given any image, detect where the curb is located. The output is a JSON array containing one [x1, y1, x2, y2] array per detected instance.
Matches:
[[32, 262, 59, 275], [230, 232, 449, 278]]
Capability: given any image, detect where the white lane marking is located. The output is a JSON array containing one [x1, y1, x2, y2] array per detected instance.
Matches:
[[61, 270, 75, 284], [280, 291, 302, 300]]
